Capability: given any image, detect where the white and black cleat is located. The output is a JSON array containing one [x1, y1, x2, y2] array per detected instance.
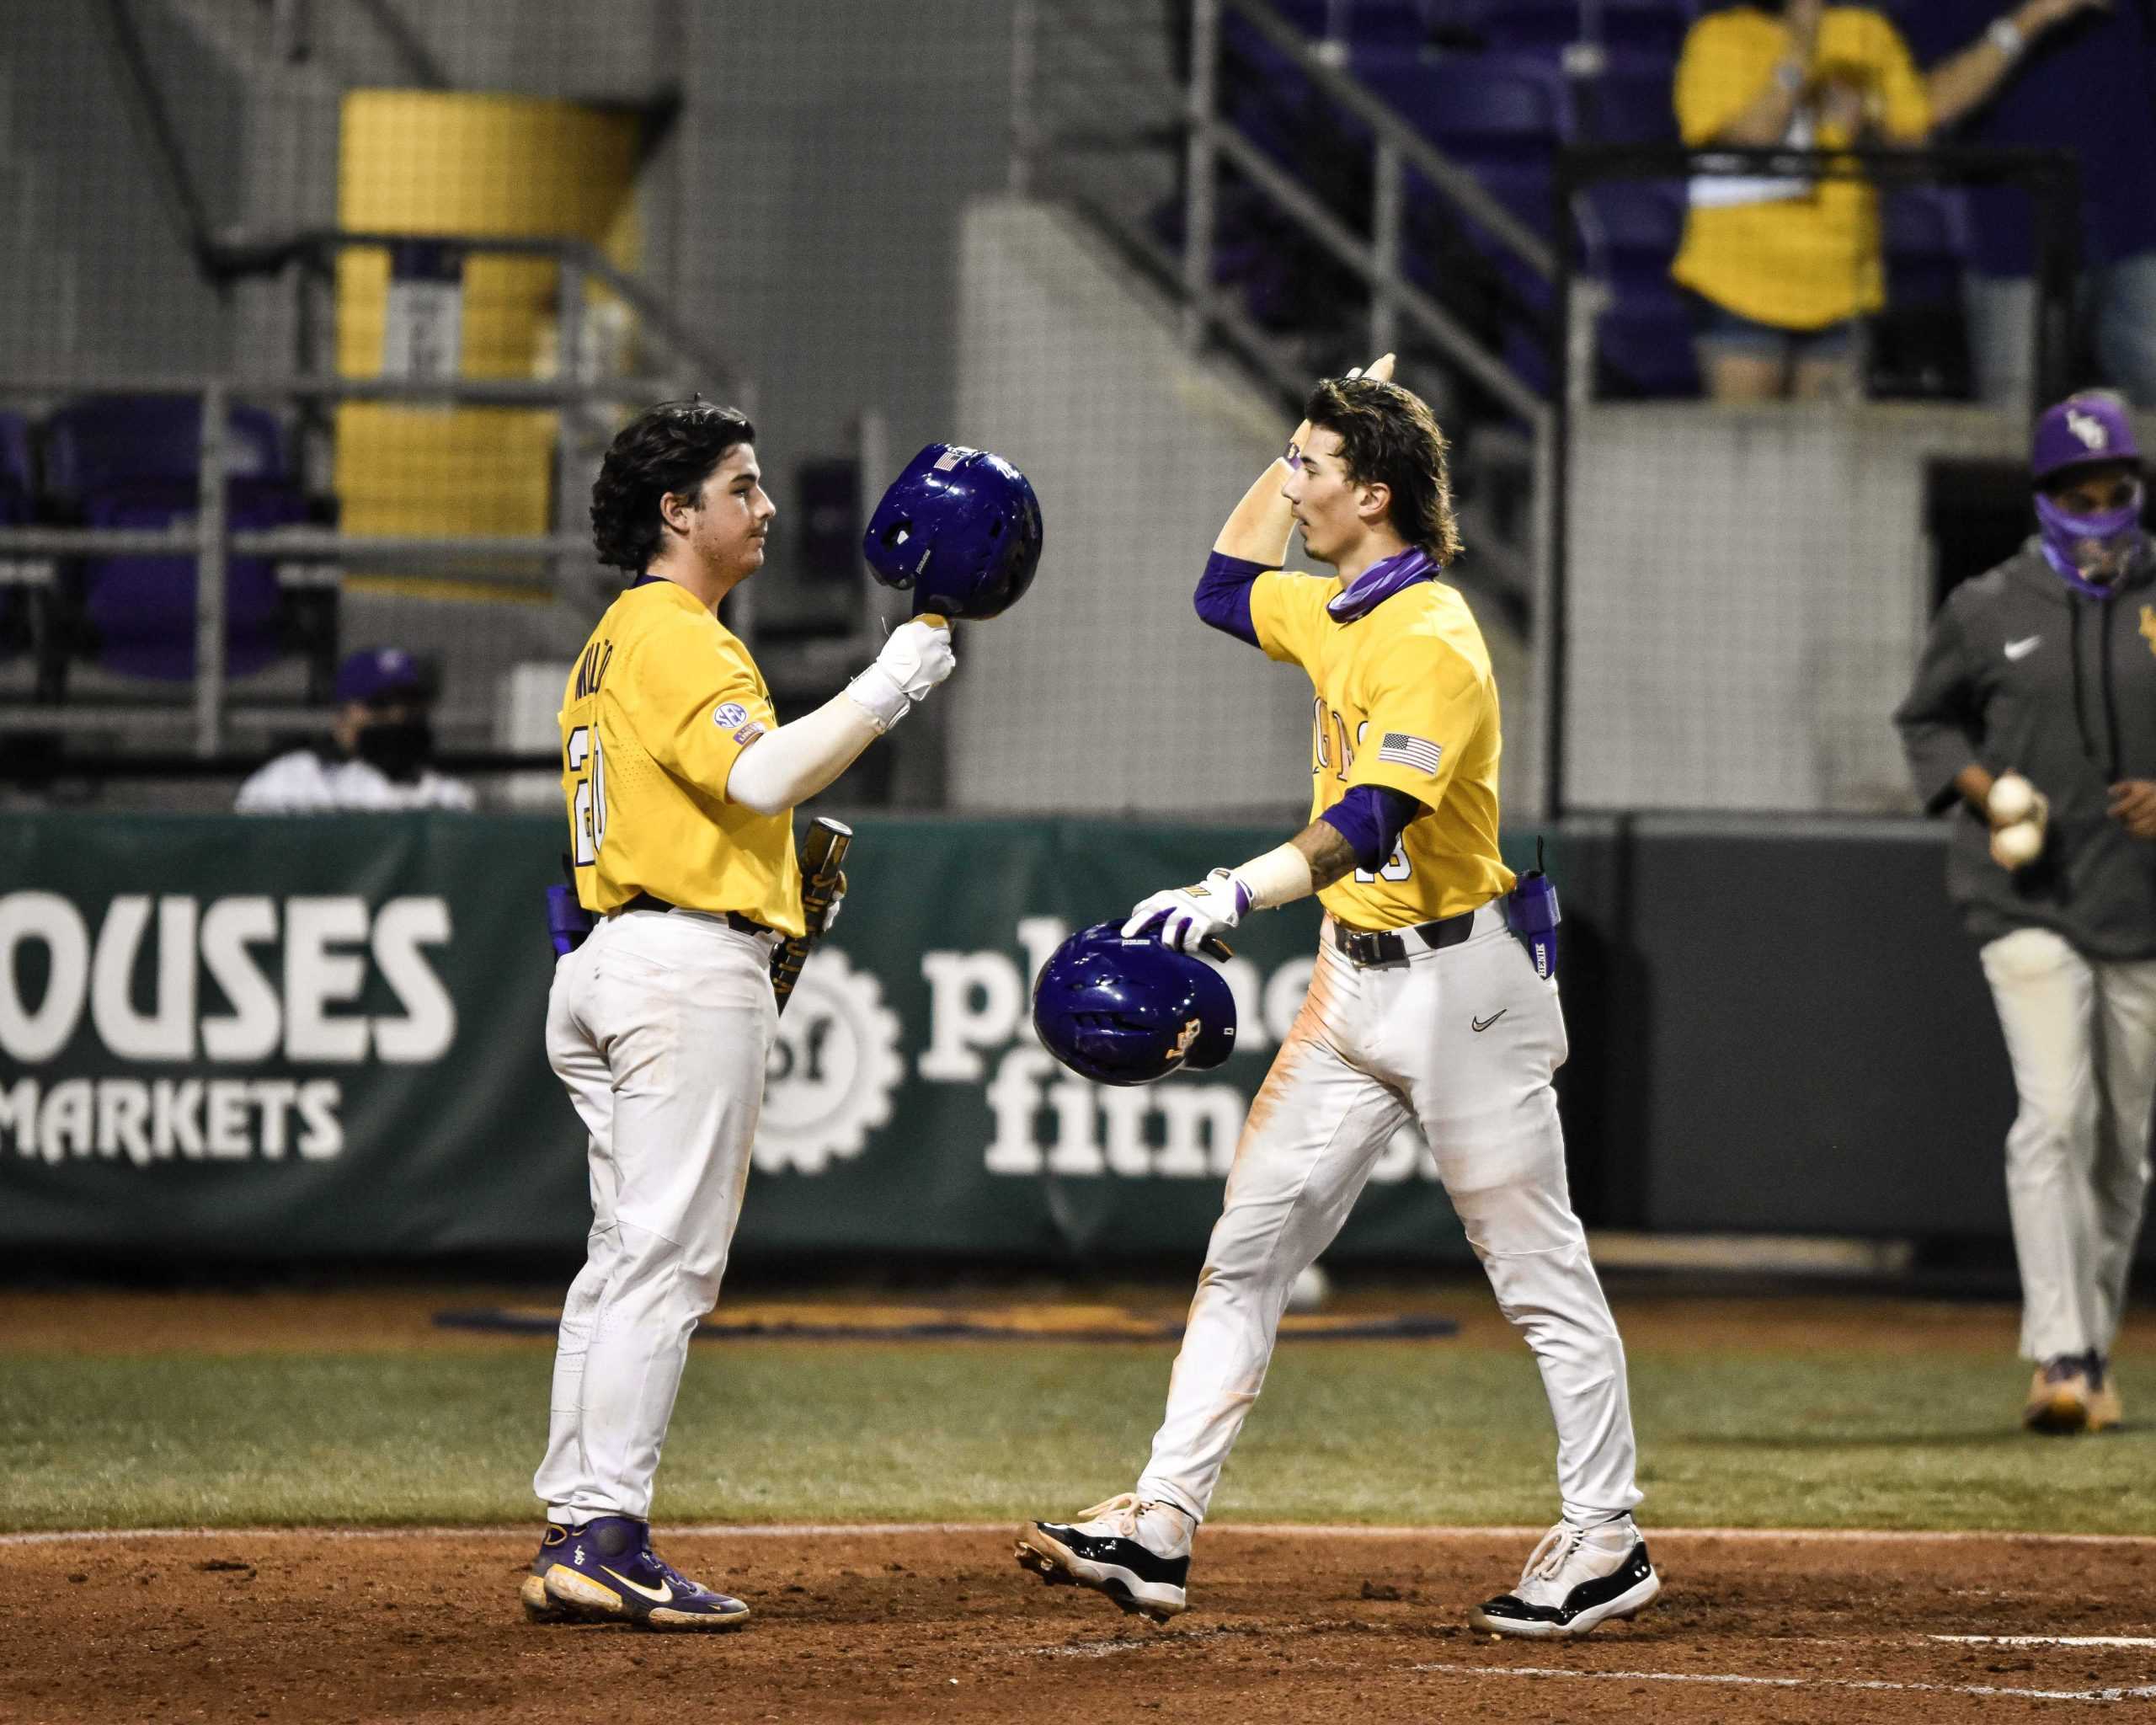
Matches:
[[1016, 1495, 1190, 1625], [1468, 1520, 1661, 1639]]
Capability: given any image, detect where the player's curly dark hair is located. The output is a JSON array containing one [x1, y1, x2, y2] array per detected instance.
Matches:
[[590, 398, 757, 573], [1302, 377, 1462, 563]]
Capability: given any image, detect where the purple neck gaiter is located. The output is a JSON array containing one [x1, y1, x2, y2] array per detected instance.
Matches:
[[2036, 484, 2147, 596], [1326, 545, 1436, 622]]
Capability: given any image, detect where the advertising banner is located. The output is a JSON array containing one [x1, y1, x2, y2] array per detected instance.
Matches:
[[0, 814, 1474, 1265]]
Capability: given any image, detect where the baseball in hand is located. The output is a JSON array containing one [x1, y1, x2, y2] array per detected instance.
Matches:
[[1991, 821, 2044, 871], [1987, 772, 2037, 826]]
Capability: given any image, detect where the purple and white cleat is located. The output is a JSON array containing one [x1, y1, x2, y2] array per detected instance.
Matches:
[[521, 1516, 750, 1631]]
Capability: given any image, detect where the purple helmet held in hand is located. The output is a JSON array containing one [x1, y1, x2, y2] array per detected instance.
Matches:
[[863, 443, 1043, 621]]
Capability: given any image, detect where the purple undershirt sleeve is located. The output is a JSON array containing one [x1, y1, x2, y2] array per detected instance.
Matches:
[[1320, 786, 1423, 873], [1194, 551, 1268, 649]]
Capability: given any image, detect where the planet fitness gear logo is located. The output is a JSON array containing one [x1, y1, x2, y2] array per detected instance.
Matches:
[[753, 946, 904, 1174]]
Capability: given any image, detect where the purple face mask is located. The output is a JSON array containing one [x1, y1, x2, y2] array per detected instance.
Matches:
[[2036, 482, 2146, 592]]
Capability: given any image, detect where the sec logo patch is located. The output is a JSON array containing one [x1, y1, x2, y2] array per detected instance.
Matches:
[[713, 702, 750, 729]]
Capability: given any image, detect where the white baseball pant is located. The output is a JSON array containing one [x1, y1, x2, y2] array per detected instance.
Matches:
[[533, 906, 777, 1524], [1980, 926, 2156, 1363], [1137, 903, 1643, 1529]]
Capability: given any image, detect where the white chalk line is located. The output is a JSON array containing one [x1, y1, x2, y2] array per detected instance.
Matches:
[[7, 1520, 2156, 1548], [1935, 1635, 2156, 1649], [1410, 1664, 2156, 1706]]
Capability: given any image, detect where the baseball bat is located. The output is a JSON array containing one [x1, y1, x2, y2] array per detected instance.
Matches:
[[771, 816, 852, 1015]]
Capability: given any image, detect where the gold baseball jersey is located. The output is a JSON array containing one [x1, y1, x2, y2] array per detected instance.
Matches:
[[1249, 570, 1513, 927], [558, 578, 805, 936]]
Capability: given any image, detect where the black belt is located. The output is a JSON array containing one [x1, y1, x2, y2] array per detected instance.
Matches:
[[1331, 908, 1476, 967], [618, 892, 769, 937]]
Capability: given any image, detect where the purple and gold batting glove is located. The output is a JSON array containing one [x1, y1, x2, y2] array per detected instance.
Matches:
[[1122, 868, 1251, 954]]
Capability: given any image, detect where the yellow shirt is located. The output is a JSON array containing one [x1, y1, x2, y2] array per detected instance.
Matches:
[[1670, 6, 1929, 331], [1249, 571, 1514, 928], [558, 578, 804, 936]]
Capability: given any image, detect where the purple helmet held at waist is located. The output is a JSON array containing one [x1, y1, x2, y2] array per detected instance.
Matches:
[[1033, 921, 1236, 1087], [863, 443, 1043, 621]]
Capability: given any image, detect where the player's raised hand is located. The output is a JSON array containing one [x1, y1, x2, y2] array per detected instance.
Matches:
[[1351, 352, 1396, 384], [1123, 868, 1251, 953]]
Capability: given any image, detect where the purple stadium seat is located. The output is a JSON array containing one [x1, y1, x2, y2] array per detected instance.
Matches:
[[1597, 286, 1700, 396], [1884, 186, 1968, 303], [43, 395, 286, 499], [1351, 51, 1572, 168], [1337, 0, 1426, 51], [1480, 0, 1698, 58], [39, 396, 308, 680], [0, 410, 32, 500], [1577, 55, 1680, 144], [1576, 179, 1686, 280], [79, 480, 306, 681]]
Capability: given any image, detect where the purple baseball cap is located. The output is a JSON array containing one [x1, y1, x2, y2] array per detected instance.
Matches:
[[334, 646, 431, 705], [2032, 392, 2143, 483]]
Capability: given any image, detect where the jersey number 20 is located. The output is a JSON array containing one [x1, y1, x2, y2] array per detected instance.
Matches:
[[566, 726, 608, 864]]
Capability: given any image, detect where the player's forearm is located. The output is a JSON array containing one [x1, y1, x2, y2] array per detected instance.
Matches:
[[1221, 822, 1346, 917], [1213, 422, 1310, 565], [723, 695, 882, 815]]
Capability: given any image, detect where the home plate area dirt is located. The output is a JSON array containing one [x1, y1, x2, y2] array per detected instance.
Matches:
[[5, 1527, 2153, 1723]]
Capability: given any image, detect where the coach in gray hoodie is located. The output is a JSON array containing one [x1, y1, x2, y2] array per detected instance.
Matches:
[[1895, 390, 2156, 1436]]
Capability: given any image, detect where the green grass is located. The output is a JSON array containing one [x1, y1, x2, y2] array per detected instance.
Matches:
[[2, 1341, 2148, 1534]]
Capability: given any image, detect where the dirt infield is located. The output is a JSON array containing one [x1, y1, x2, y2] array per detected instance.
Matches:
[[7, 1525, 2154, 1724]]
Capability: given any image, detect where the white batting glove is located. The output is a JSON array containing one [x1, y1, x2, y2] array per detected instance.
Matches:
[[846, 619, 955, 732], [1123, 868, 1251, 953]]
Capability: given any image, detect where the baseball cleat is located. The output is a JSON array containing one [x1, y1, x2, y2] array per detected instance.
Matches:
[[1469, 1519, 1661, 1639], [520, 1523, 579, 1622], [2085, 1354, 2123, 1434], [527, 1516, 750, 1631], [1016, 1493, 1193, 1624], [2024, 1356, 2094, 1434]]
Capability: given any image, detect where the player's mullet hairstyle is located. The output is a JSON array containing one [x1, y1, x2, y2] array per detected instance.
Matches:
[[1303, 377, 1462, 564], [590, 398, 757, 573]]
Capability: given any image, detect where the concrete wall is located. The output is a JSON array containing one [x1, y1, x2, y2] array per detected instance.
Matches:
[[947, 198, 1313, 814], [1562, 402, 2030, 814]]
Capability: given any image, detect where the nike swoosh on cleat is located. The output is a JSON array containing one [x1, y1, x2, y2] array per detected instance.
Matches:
[[1471, 1011, 1508, 1033], [2004, 635, 2041, 660], [600, 1566, 674, 1605]]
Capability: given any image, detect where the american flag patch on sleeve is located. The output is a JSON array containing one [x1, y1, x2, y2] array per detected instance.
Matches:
[[1378, 733, 1443, 775]]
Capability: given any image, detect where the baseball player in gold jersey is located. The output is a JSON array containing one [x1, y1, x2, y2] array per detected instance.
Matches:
[[521, 400, 955, 1630], [1019, 361, 1657, 1637]]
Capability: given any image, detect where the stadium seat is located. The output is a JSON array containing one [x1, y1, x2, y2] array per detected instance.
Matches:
[[1351, 51, 1572, 169], [1873, 186, 1972, 398], [1575, 55, 1680, 145], [1479, 0, 1698, 58], [43, 395, 286, 498], [1884, 186, 1968, 305], [79, 481, 307, 681], [45, 397, 309, 681], [0, 409, 33, 504], [1596, 286, 1700, 397], [1337, 0, 1426, 52], [1576, 179, 1686, 280]]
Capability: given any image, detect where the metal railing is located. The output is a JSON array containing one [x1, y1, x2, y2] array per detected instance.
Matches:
[[0, 232, 741, 758], [1012, 0, 1564, 814]]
